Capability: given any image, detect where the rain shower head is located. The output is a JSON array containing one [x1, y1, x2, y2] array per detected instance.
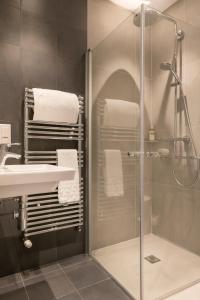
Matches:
[[133, 6, 177, 27], [133, 9, 156, 27]]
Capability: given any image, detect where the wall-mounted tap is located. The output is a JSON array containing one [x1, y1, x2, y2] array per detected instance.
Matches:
[[0, 143, 21, 167]]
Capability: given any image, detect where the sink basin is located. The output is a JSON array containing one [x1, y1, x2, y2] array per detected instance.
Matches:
[[0, 164, 75, 198]]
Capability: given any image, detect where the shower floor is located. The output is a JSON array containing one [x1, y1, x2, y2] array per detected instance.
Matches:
[[92, 234, 200, 300]]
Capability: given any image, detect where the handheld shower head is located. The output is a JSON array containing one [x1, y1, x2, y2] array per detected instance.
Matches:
[[160, 62, 182, 85], [160, 62, 172, 71]]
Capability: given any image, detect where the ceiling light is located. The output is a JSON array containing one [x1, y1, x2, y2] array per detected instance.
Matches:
[[109, 0, 178, 12], [109, 0, 149, 11]]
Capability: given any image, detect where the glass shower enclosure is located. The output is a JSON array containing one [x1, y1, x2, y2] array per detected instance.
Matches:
[[86, 4, 200, 300]]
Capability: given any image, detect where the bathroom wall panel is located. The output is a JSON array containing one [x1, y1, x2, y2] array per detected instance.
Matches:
[[22, 0, 59, 22], [0, 0, 87, 276], [151, 0, 200, 255], [1, 0, 21, 9], [59, 0, 87, 31], [0, 82, 22, 144], [186, 0, 200, 28], [152, 183, 200, 255], [57, 57, 85, 94], [21, 11, 58, 56], [21, 48, 58, 89], [0, 5, 20, 46], [165, 0, 186, 21], [0, 43, 21, 85], [87, 0, 130, 49], [56, 229, 85, 261]]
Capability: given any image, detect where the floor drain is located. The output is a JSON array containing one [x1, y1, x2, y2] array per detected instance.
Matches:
[[145, 255, 161, 264]]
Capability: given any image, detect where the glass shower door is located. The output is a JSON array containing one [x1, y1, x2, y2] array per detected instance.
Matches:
[[142, 4, 200, 300], [87, 11, 144, 300]]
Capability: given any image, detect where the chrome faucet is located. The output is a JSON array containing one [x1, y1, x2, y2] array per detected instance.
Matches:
[[0, 143, 21, 167]]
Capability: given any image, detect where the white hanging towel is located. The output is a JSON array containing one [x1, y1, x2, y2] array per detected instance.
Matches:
[[104, 150, 124, 197], [103, 99, 139, 128], [33, 88, 79, 123], [57, 149, 80, 204]]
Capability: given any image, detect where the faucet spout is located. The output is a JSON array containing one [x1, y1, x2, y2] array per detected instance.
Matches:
[[1, 152, 21, 166]]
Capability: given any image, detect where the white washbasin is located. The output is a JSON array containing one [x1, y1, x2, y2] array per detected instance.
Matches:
[[0, 164, 75, 198]]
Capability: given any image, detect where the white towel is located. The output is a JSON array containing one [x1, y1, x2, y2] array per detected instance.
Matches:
[[103, 99, 139, 128], [33, 88, 79, 123], [57, 149, 80, 204], [104, 150, 124, 197]]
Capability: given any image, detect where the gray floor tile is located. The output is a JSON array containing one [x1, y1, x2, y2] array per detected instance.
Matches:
[[44, 270, 75, 299], [0, 287, 28, 300], [79, 279, 132, 300], [21, 268, 43, 281], [25, 280, 55, 300], [21, 261, 59, 282], [0, 273, 23, 295], [59, 254, 91, 269], [58, 292, 82, 300], [22, 273, 45, 287], [0, 273, 21, 288], [0, 256, 133, 300], [40, 262, 60, 274], [65, 261, 109, 290]]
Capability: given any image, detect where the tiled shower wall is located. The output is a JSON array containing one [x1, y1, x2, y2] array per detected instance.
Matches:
[[151, 0, 200, 255], [0, 0, 87, 276]]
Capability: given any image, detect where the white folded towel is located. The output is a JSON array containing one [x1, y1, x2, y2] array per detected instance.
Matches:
[[104, 150, 124, 197], [33, 88, 79, 123], [57, 149, 80, 204], [103, 99, 139, 128]]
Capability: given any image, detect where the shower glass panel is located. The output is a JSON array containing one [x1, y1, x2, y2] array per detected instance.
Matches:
[[89, 11, 143, 300], [88, 3, 200, 299], [143, 5, 200, 300]]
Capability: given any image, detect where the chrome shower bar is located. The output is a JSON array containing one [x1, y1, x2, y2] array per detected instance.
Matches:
[[145, 6, 178, 26]]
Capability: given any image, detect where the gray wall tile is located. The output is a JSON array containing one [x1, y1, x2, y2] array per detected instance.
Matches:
[[0, 5, 20, 46], [0, 0, 87, 277], [22, 0, 59, 22]]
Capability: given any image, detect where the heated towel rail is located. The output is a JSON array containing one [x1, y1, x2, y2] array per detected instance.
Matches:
[[21, 88, 84, 247], [96, 99, 139, 222]]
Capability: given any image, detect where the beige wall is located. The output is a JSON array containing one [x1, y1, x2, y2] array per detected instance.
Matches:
[[89, 0, 200, 254], [151, 0, 200, 255], [88, 0, 200, 251], [87, 0, 130, 49]]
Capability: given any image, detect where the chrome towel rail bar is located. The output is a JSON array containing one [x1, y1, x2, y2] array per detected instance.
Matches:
[[21, 88, 84, 246]]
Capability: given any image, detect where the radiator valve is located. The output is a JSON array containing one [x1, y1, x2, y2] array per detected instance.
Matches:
[[24, 238, 32, 249]]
